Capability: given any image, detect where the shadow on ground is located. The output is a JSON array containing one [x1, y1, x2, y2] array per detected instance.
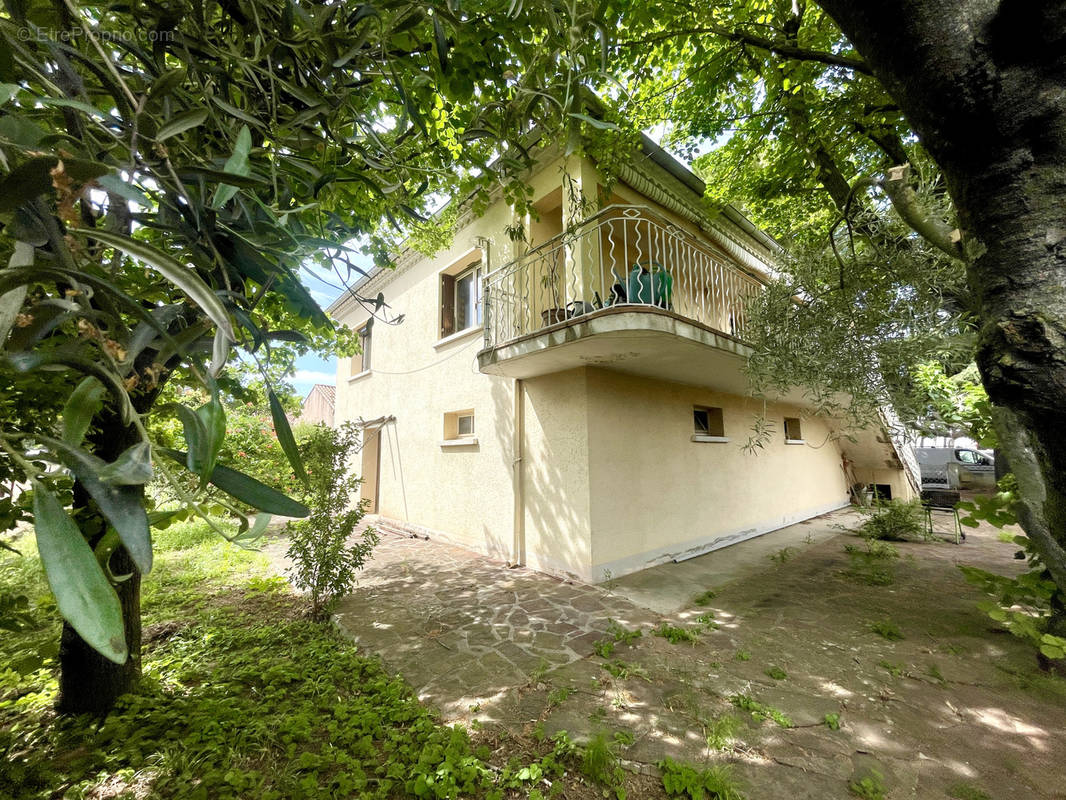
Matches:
[[314, 510, 1066, 800]]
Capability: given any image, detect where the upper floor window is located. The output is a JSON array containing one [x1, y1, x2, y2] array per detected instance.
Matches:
[[351, 320, 372, 375], [441, 259, 482, 338]]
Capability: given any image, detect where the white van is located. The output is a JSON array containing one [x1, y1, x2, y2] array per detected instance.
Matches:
[[915, 447, 996, 489]]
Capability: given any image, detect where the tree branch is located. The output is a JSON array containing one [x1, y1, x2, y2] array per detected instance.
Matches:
[[620, 25, 873, 75]]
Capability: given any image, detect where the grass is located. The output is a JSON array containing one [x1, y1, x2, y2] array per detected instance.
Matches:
[[849, 769, 887, 799], [0, 521, 597, 800], [658, 756, 745, 800], [692, 589, 718, 606], [765, 666, 787, 680], [948, 782, 991, 800]]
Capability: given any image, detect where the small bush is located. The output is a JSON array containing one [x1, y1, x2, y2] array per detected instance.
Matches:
[[286, 423, 378, 620], [859, 499, 927, 542], [849, 769, 887, 799]]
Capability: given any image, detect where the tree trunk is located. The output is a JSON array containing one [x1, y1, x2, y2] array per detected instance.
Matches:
[[55, 414, 144, 715], [815, 0, 1066, 595], [56, 546, 141, 715]]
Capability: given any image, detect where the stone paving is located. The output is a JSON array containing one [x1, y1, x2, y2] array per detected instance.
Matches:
[[319, 510, 1066, 799], [331, 530, 658, 717]]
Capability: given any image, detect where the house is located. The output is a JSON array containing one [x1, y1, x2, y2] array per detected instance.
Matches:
[[298, 384, 336, 427], [329, 135, 918, 583]]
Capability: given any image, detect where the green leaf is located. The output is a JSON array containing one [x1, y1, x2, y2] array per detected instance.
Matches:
[[210, 327, 230, 376], [0, 115, 46, 146], [270, 389, 307, 486], [32, 481, 127, 664], [61, 377, 108, 446], [172, 403, 207, 474], [212, 125, 253, 208], [148, 67, 187, 100], [0, 156, 59, 213], [1040, 643, 1065, 660], [0, 83, 18, 105], [195, 395, 226, 486], [40, 437, 153, 575], [63, 158, 110, 184], [156, 108, 209, 141], [568, 112, 618, 131], [38, 96, 109, 118], [96, 442, 154, 486], [73, 229, 235, 342], [95, 174, 151, 206], [161, 449, 310, 517]]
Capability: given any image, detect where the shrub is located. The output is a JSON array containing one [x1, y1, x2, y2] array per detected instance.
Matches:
[[859, 499, 927, 542], [658, 757, 744, 800], [286, 423, 378, 620]]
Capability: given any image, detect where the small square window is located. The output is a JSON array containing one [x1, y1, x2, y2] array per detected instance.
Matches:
[[693, 406, 724, 438], [457, 413, 474, 437], [443, 409, 476, 443], [784, 417, 803, 442]]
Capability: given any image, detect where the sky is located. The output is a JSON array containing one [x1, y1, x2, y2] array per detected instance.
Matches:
[[290, 264, 361, 399]]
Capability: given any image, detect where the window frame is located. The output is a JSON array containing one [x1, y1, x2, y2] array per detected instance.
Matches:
[[454, 263, 483, 332], [691, 405, 727, 442], [783, 416, 804, 444]]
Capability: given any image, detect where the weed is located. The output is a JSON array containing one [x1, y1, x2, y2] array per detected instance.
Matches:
[[601, 568, 617, 591], [695, 613, 719, 629], [705, 715, 741, 751], [594, 639, 615, 658], [849, 769, 887, 799], [948, 782, 992, 800], [655, 622, 699, 644], [824, 713, 841, 730], [765, 665, 787, 680], [548, 686, 575, 706], [997, 531, 1016, 544], [580, 731, 626, 798], [735, 650, 751, 661], [613, 730, 635, 747], [601, 660, 648, 681], [769, 546, 795, 564], [529, 657, 552, 683], [659, 757, 745, 800], [729, 694, 792, 728], [607, 619, 643, 645], [926, 663, 946, 685], [870, 620, 904, 641], [879, 659, 904, 678], [693, 589, 718, 606]]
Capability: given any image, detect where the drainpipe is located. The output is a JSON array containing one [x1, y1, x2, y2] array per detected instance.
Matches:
[[512, 378, 525, 567]]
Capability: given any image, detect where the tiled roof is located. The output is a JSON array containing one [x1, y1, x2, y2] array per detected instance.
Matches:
[[307, 384, 335, 408]]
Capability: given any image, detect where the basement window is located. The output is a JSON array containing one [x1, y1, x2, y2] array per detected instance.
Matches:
[[784, 417, 804, 444], [442, 409, 478, 446], [691, 406, 727, 442]]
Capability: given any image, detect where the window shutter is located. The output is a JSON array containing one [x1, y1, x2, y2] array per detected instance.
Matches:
[[441, 273, 456, 337]]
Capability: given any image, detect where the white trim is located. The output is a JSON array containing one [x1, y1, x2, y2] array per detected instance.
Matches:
[[691, 435, 730, 443], [347, 370, 372, 384], [433, 325, 482, 349], [440, 437, 479, 448], [784, 439, 806, 446]]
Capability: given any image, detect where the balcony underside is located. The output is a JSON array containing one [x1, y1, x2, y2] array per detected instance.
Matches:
[[478, 306, 772, 395]]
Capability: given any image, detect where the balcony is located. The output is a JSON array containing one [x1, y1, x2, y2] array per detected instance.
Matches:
[[478, 205, 766, 388]]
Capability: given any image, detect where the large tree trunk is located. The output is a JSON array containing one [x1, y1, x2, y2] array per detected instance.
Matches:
[[815, 1, 1066, 600], [56, 415, 144, 715]]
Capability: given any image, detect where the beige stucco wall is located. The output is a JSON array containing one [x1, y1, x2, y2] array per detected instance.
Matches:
[[332, 150, 912, 584], [585, 368, 850, 580]]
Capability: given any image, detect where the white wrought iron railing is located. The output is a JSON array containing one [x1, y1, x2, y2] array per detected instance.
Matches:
[[482, 205, 764, 349]]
